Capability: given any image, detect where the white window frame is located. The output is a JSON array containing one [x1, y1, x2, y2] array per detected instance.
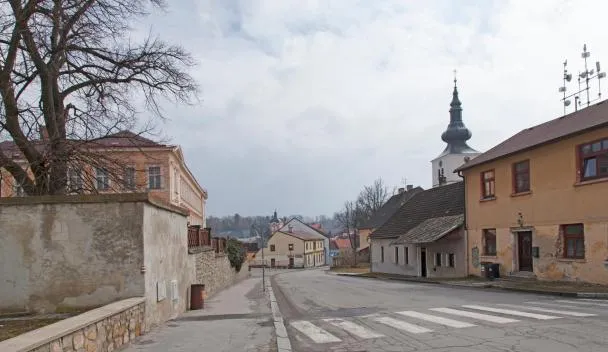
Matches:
[[123, 165, 136, 190], [67, 168, 83, 193], [147, 165, 162, 190], [95, 167, 110, 190]]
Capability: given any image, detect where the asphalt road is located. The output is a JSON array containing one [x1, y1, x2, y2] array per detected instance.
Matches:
[[272, 268, 608, 352]]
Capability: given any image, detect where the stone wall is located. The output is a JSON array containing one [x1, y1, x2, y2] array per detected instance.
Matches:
[[0, 298, 145, 352], [192, 248, 250, 298]]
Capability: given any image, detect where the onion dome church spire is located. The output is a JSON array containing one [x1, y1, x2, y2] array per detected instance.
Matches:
[[440, 75, 476, 154], [431, 72, 481, 188]]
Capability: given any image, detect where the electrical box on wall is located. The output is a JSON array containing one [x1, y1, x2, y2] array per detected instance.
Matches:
[[157, 280, 166, 302], [532, 247, 540, 258], [171, 280, 178, 302]]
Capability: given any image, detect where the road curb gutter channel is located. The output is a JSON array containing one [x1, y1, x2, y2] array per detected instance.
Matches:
[[266, 283, 293, 352]]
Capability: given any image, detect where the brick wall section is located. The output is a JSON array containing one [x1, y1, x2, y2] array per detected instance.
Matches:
[[192, 248, 250, 298]]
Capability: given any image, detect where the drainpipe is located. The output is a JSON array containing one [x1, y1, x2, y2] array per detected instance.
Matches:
[[458, 170, 469, 277]]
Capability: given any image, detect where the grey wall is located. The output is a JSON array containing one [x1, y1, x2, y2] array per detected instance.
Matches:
[[370, 238, 419, 276], [142, 202, 194, 328], [0, 198, 146, 313], [370, 230, 466, 278]]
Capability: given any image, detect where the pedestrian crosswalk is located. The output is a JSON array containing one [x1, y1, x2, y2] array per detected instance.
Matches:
[[288, 298, 607, 345]]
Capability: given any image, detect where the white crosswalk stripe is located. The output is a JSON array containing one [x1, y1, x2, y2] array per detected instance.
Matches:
[[462, 305, 561, 320], [323, 318, 384, 339], [397, 310, 476, 328], [373, 316, 433, 334], [291, 320, 341, 343], [290, 300, 606, 345], [555, 299, 608, 307], [498, 304, 597, 317], [430, 307, 519, 323]]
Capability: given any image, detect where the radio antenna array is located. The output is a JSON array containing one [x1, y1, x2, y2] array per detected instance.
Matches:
[[559, 44, 606, 115]]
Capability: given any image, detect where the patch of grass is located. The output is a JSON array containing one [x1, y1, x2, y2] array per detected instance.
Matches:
[[0, 319, 62, 342]]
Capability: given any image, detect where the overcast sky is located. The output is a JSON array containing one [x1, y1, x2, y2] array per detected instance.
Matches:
[[140, 0, 607, 217]]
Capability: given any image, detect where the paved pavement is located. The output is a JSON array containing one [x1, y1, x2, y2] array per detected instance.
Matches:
[[124, 270, 276, 352], [272, 268, 608, 352]]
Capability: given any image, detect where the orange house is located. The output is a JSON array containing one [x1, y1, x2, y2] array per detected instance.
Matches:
[[0, 130, 208, 226], [456, 102, 608, 284]]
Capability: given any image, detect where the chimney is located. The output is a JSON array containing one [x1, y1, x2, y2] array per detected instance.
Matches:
[[39, 125, 49, 140], [406, 184, 413, 191], [398, 187, 405, 194], [288, 225, 293, 233]]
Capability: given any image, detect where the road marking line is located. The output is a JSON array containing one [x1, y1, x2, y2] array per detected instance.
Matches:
[[396, 311, 476, 328], [430, 307, 519, 323], [556, 299, 608, 307], [497, 304, 597, 317], [323, 319, 384, 339], [462, 305, 560, 320], [290, 321, 341, 343], [373, 316, 433, 334]]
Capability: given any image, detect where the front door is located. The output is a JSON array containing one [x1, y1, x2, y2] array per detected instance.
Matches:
[[289, 257, 294, 268], [518, 231, 533, 272], [420, 249, 427, 277], [270, 258, 276, 268]]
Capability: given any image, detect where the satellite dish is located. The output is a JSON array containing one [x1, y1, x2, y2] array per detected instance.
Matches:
[[566, 73, 572, 82], [564, 100, 571, 106]]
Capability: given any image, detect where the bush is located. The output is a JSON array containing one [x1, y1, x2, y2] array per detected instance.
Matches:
[[226, 238, 246, 272]]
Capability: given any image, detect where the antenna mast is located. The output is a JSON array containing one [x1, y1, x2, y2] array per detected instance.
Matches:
[[560, 44, 606, 115]]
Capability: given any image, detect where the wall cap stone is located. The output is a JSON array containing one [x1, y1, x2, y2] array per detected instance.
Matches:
[[0, 193, 189, 216], [0, 297, 145, 352]]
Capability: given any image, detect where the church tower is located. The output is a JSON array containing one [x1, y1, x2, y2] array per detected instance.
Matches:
[[431, 76, 481, 187]]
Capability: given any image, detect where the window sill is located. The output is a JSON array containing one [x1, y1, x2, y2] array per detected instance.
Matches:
[[480, 197, 496, 202], [511, 190, 532, 197], [557, 258, 586, 263], [574, 177, 608, 187], [480, 255, 498, 259]]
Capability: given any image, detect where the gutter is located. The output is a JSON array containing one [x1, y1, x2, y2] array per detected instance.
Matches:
[[458, 170, 469, 277]]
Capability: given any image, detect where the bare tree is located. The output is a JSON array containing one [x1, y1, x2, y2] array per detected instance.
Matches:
[[333, 200, 362, 266], [0, 0, 198, 195], [356, 178, 389, 224]]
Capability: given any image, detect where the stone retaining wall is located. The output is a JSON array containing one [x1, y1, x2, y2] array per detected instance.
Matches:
[[192, 248, 250, 298], [0, 298, 145, 352]]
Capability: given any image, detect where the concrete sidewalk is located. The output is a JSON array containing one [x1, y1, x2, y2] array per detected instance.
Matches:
[[124, 274, 276, 352]]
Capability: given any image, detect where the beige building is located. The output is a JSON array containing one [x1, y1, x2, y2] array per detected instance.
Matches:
[[254, 218, 326, 268], [455, 101, 608, 284], [0, 130, 208, 226]]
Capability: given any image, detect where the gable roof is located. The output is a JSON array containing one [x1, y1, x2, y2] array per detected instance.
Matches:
[[359, 187, 424, 229], [274, 217, 327, 241], [391, 214, 463, 244], [331, 238, 352, 250], [370, 181, 464, 239], [456, 100, 608, 172]]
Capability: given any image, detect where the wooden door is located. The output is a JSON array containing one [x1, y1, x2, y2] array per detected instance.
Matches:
[[518, 231, 533, 272]]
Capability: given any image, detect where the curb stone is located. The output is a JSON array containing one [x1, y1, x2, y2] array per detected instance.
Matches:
[[266, 284, 292, 352], [336, 273, 608, 298]]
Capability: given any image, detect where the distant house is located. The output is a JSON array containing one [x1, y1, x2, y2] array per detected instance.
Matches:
[[357, 185, 423, 252], [369, 181, 465, 278], [455, 100, 608, 284], [254, 218, 326, 268], [329, 237, 353, 266], [0, 129, 208, 226]]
